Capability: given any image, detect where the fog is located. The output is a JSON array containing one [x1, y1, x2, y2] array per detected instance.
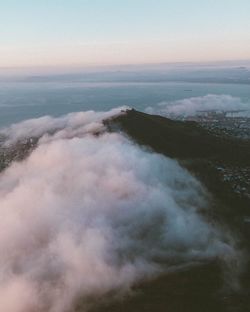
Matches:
[[0, 108, 237, 312], [1, 107, 128, 146], [146, 94, 250, 118]]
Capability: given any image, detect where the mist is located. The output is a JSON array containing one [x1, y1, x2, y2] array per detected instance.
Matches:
[[1, 107, 128, 146], [146, 94, 250, 118], [0, 108, 237, 312]]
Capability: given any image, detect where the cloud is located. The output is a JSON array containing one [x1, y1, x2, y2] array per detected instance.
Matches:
[[0, 108, 237, 311], [146, 94, 250, 118], [0, 106, 129, 146]]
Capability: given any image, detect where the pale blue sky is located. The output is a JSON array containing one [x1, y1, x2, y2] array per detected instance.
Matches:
[[0, 0, 250, 67]]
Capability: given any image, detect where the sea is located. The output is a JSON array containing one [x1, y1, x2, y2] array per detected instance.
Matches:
[[0, 80, 250, 127]]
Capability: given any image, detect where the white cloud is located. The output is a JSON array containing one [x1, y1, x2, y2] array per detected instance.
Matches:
[[1, 106, 128, 146], [146, 94, 250, 118], [0, 108, 237, 311]]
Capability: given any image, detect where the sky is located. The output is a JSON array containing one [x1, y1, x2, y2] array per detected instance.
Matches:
[[0, 0, 250, 68]]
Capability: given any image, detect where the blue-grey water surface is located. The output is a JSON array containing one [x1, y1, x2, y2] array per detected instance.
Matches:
[[0, 81, 249, 127]]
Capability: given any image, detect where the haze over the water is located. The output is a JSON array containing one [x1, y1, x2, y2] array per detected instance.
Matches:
[[1, 0, 250, 70], [0, 0, 250, 126]]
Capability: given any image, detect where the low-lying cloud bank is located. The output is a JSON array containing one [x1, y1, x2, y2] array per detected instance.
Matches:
[[0, 108, 237, 312], [146, 94, 250, 118], [0, 106, 129, 146]]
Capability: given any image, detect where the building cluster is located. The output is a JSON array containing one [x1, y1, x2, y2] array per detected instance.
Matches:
[[216, 165, 250, 199], [185, 110, 250, 200], [185, 110, 250, 140]]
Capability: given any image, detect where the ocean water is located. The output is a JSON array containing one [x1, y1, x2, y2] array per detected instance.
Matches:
[[0, 81, 249, 127]]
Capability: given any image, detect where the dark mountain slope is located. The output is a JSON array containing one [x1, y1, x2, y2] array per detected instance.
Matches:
[[90, 109, 250, 312], [107, 109, 250, 164], [106, 109, 250, 227]]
